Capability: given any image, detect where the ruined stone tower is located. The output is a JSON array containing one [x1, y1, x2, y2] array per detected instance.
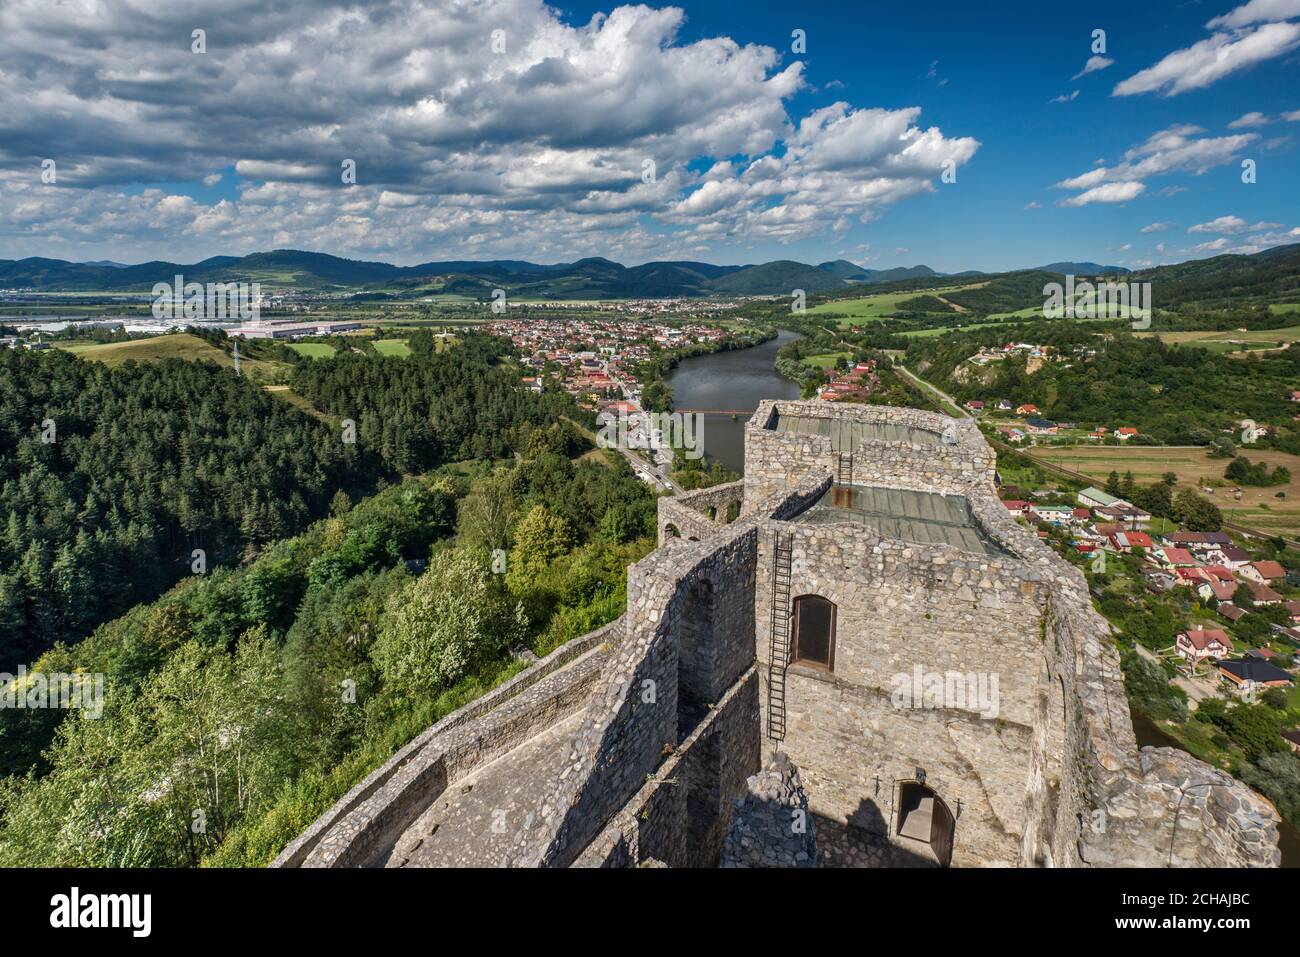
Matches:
[[277, 401, 1279, 868]]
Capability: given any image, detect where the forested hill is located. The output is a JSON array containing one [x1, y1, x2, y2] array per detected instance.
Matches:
[[0, 412, 660, 866], [906, 324, 1300, 447], [5, 243, 1297, 301], [289, 334, 571, 474], [0, 349, 371, 667], [0, 335, 566, 677]]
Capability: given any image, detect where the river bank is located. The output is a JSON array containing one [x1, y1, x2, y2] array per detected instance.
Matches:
[[663, 329, 803, 474]]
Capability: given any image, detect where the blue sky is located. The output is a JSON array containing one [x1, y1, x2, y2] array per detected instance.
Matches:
[[0, 0, 1297, 271], [621, 0, 1300, 271]]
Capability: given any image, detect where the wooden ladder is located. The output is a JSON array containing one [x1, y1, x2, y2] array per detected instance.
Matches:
[[768, 532, 793, 743], [836, 451, 853, 487]]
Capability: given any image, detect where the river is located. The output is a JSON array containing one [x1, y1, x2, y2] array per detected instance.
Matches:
[[664, 329, 803, 474]]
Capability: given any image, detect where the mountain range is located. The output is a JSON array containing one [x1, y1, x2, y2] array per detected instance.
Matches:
[[2, 246, 1292, 302]]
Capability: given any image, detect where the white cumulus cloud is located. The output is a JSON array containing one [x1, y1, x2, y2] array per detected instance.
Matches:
[[0, 0, 981, 262], [1114, 20, 1300, 97]]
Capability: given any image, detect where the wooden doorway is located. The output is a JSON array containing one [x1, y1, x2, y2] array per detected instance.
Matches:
[[895, 781, 956, 867]]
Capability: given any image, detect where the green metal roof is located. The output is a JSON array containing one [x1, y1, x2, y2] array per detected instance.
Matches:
[[1079, 486, 1121, 506], [770, 412, 941, 451], [793, 484, 1009, 557]]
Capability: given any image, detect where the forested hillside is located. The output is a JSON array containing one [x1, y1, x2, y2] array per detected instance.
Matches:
[[0, 386, 659, 866], [289, 334, 570, 474], [0, 349, 377, 669], [1128, 243, 1300, 310], [0, 335, 576, 682], [907, 323, 1300, 447]]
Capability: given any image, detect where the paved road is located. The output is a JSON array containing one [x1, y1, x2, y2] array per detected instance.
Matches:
[[566, 413, 683, 494], [895, 365, 968, 418], [620, 446, 684, 494]]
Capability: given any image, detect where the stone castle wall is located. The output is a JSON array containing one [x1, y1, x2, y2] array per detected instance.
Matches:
[[754, 518, 1052, 866], [721, 753, 819, 868], [504, 525, 762, 867], [275, 617, 624, 868], [658, 480, 744, 545], [574, 668, 761, 867], [743, 401, 995, 508], [283, 400, 1278, 869]]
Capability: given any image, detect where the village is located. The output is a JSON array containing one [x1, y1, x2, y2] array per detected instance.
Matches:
[[490, 314, 735, 409], [1000, 480, 1300, 757], [813, 359, 880, 402], [489, 314, 745, 484]]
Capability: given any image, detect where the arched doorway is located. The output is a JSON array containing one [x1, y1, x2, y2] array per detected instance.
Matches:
[[895, 781, 956, 867]]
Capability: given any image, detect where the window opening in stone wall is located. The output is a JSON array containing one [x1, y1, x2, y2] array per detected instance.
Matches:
[[792, 595, 835, 671]]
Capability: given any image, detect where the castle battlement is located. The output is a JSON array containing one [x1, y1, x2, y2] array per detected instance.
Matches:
[[279, 402, 1279, 869]]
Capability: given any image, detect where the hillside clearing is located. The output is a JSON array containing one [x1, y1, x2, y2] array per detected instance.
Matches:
[[806, 283, 982, 326], [59, 333, 285, 377]]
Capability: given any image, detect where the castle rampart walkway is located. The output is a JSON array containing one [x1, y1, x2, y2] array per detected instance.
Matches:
[[385, 712, 586, 868]]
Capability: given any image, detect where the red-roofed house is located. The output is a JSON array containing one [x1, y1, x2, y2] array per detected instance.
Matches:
[[1286, 600, 1300, 623], [1176, 627, 1233, 663], [1001, 500, 1029, 518], [1114, 427, 1139, 440], [1111, 531, 1153, 552], [1015, 404, 1038, 415], [1246, 581, 1285, 605], [1175, 567, 1210, 585], [1155, 547, 1197, 569], [1241, 560, 1287, 585]]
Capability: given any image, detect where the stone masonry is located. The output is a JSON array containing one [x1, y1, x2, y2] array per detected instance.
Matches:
[[281, 400, 1279, 868], [721, 753, 819, 867]]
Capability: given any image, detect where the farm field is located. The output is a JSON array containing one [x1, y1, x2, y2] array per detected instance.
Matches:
[[286, 337, 419, 358], [899, 312, 1119, 339], [1135, 324, 1300, 354], [800, 350, 852, 369], [806, 284, 980, 326], [372, 339, 412, 356], [984, 306, 1041, 321], [902, 319, 1017, 338], [1029, 444, 1300, 539], [58, 333, 285, 377], [287, 341, 335, 358]]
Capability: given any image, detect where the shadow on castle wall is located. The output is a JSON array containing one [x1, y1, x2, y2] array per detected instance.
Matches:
[[815, 801, 938, 868]]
